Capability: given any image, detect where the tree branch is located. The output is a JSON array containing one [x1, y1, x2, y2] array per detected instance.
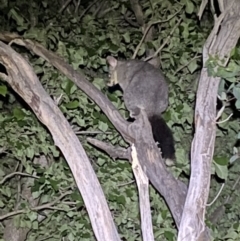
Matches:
[[0, 32, 187, 228], [178, 1, 240, 240], [0, 42, 121, 241]]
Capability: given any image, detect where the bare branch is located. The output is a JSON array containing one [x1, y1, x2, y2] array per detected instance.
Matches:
[[0, 41, 121, 241], [133, 7, 183, 60], [87, 137, 130, 160], [178, 1, 240, 240], [129, 0, 144, 26], [131, 144, 154, 241], [144, 17, 183, 62], [0, 32, 187, 228], [0, 172, 39, 185], [0, 191, 72, 221]]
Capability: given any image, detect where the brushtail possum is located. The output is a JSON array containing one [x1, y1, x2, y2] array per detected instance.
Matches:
[[107, 56, 175, 162]]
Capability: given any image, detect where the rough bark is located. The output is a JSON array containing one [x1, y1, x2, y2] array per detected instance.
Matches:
[[0, 32, 187, 228], [0, 42, 121, 241], [131, 145, 154, 241], [177, 1, 240, 240]]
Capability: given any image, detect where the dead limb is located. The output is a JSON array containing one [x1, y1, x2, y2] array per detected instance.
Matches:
[[178, 1, 240, 240], [0, 42, 121, 241], [0, 32, 187, 228]]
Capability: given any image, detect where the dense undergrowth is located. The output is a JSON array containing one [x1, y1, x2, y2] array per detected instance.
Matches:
[[0, 0, 240, 240]]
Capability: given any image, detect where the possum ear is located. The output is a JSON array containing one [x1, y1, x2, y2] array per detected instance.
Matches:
[[107, 56, 118, 68]]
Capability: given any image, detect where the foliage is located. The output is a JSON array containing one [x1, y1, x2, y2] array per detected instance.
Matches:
[[0, 0, 240, 240]]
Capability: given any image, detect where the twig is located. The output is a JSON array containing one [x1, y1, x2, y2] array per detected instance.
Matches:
[[132, 6, 183, 59], [79, 0, 99, 20], [206, 183, 225, 206], [144, 17, 183, 62], [124, 13, 139, 27], [0, 172, 39, 185], [117, 180, 135, 187], [216, 113, 233, 124], [75, 131, 112, 135], [87, 137, 130, 160], [0, 191, 72, 221], [58, 0, 73, 14], [36, 235, 54, 241], [16, 164, 23, 206], [34, 191, 72, 210], [173, 54, 201, 75], [74, 0, 81, 15]]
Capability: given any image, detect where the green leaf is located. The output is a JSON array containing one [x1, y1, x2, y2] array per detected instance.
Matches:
[[109, 44, 119, 52], [49, 146, 60, 157], [64, 80, 75, 96], [233, 86, 240, 99], [66, 211, 75, 218], [187, 60, 198, 74], [41, 195, 51, 203], [97, 157, 107, 166], [0, 199, 5, 208], [28, 211, 38, 221], [164, 230, 175, 241], [38, 176, 46, 184], [214, 156, 228, 166], [92, 78, 105, 90], [122, 32, 130, 43], [68, 233, 75, 241], [32, 191, 41, 199], [235, 99, 240, 109], [98, 121, 108, 132], [8, 8, 25, 26], [116, 195, 126, 205], [75, 116, 85, 127], [25, 163, 34, 174], [32, 220, 39, 230], [82, 232, 91, 238], [213, 159, 228, 180], [185, 0, 194, 14], [229, 154, 240, 164], [13, 108, 25, 121], [223, 230, 239, 239], [49, 179, 59, 191], [26, 147, 35, 159], [65, 100, 79, 109], [125, 189, 133, 198], [0, 85, 7, 96]]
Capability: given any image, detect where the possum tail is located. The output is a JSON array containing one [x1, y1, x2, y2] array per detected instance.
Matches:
[[148, 115, 175, 162]]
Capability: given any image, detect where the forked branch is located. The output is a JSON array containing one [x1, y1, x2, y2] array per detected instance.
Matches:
[[0, 32, 187, 228]]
